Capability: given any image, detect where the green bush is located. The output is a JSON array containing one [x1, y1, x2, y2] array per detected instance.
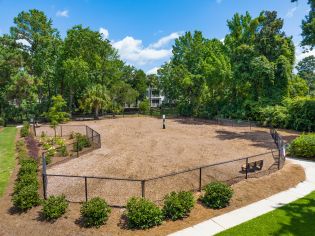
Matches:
[[259, 105, 289, 128], [42, 195, 69, 220], [12, 184, 40, 211], [73, 133, 91, 152], [163, 191, 195, 221], [18, 160, 37, 178], [289, 134, 315, 158], [14, 174, 38, 194], [125, 197, 163, 229], [139, 99, 150, 115], [80, 197, 111, 227], [201, 182, 233, 209], [20, 121, 30, 137], [0, 117, 4, 126]]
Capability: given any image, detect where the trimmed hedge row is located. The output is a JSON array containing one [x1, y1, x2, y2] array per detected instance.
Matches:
[[12, 140, 40, 211]]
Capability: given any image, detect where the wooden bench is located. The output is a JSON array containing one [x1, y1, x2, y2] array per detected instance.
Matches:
[[242, 160, 264, 172]]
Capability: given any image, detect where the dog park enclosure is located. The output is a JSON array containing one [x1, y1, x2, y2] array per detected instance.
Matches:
[[39, 117, 285, 206]]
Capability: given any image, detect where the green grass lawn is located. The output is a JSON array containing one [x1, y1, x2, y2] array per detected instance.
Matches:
[[216, 191, 315, 236], [0, 127, 17, 197]]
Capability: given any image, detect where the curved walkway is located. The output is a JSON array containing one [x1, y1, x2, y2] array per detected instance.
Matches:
[[169, 158, 315, 236]]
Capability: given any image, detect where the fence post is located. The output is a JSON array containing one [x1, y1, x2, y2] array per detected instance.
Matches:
[[85, 177, 88, 202], [141, 180, 145, 198], [76, 142, 79, 158], [92, 130, 94, 143], [245, 158, 249, 179], [61, 125, 63, 137], [199, 168, 202, 191], [42, 153, 47, 199]]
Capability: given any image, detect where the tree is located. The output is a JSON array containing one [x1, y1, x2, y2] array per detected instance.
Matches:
[[10, 9, 61, 112], [110, 82, 139, 113], [80, 84, 110, 119], [296, 55, 315, 94], [288, 75, 309, 97], [5, 70, 38, 120], [43, 95, 69, 136]]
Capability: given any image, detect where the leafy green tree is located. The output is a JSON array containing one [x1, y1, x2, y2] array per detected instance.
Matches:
[[10, 9, 61, 111], [5, 71, 38, 120], [296, 55, 315, 94], [80, 84, 110, 119], [288, 75, 309, 97], [110, 82, 138, 113], [44, 95, 69, 136], [292, 0, 315, 48]]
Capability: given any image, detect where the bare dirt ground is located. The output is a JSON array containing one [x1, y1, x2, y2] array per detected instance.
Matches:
[[44, 117, 283, 205], [0, 161, 305, 236]]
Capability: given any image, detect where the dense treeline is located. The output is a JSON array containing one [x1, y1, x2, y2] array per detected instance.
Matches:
[[0, 9, 147, 122], [158, 10, 315, 131], [0, 8, 314, 131]]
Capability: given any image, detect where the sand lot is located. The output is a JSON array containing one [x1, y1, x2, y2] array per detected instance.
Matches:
[[46, 117, 280, 205]]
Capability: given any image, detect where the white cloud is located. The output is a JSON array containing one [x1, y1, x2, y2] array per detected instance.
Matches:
[[99, 27, 109, 40], [147, 67, 160, 75], [56, 10, 69, 17], [286, 7, 297, 18], [150, 32, 182, 49], [112, 33, 180, 66], [16, 39, 31, 47]]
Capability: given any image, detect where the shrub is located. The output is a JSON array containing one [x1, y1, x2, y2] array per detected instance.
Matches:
[[125, 197, 163, 229], [18, 160, 37, 178], [201, 182, 233, 209], [73, 133, 91, 152], [163, 191, 195, 220], [59, 145, 68, 157], [20, 121, 30, 137], [80, 197, 111, 227], [41, 131, 46, 138], [42, 195, 69, 220], [139, 99, 150, 115], [0, 117, 4, 126], [289, 134, 315, 158], [14, 174, 38, 194], [12, 184, 40, 211]]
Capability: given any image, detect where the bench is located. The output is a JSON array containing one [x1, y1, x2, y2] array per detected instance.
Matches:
[[242, 160, 264, 172]]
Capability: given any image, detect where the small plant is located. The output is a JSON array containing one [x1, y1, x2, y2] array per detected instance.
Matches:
[[14, 174, 38, 194], [59, 145, 68, 157], [201, 182, 233, 209], [288, 134, 315, 158], [125, 197, 163, 229], [42, 195, 69, 220], [12, 184, 40, 211], [45, 147, 56, 164], [80, 197, 111, 227], [20, 121, 30, 137], [73, 133, 91, 152], [139, 99, 150, 115], [41, 131, 46, 138], [163, 191, 195, 220], [69, 131, 75, 139]]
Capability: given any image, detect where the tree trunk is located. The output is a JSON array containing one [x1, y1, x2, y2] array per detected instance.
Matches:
[[95, 105, 99, 120]]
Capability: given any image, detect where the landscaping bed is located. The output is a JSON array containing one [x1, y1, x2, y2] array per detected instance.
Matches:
[[0, 162, 305, 236]]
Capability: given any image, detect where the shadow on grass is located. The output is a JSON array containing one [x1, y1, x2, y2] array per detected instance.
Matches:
[[273, 194, 315, 235]]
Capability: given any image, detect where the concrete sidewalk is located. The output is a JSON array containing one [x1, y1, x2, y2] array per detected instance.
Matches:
[[169, 158, 315, 236]]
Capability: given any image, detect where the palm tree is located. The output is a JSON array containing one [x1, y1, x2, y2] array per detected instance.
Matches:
[[80, 84, 110, 119]]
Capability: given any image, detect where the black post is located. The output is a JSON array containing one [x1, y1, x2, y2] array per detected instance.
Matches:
[[85, 177, 88, 202], [245, 158, 249, 179], [76, 142, 79, 158], [61, 125, 63, 137], [141, 180, 145, 198], [42, 174, 47, 199], [199, 168, 202, 191]]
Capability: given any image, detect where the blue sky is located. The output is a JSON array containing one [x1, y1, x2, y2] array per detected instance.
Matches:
[[0, 0, 313, 73]]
